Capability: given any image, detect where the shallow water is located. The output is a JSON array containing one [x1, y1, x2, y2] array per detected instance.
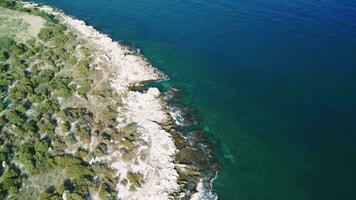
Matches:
[[33, 0, 356, 199]]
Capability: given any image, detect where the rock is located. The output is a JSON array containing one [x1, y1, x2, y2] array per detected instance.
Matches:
[[162, 125, 172, 131], [147, 87, 160, 97], [175, 164, 201, 178]]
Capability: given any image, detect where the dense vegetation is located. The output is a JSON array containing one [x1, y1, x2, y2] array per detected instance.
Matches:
[[0, 0, 128, 199]]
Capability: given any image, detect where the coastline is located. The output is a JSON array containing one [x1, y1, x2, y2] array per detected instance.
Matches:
[[21, 1, 217, 199]]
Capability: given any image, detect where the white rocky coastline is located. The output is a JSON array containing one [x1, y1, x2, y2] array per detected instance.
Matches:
[[55, 10, 179, 200], [21, 2, 217, 200]]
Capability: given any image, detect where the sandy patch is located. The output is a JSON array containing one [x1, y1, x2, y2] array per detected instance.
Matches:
[[0, 7, 44, 40]]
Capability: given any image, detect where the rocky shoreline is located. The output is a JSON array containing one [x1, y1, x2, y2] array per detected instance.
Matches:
[[22, 1, 218, 199]]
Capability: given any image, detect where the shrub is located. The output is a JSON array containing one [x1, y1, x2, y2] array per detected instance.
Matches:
[[0, 37, 14, 50], [0, 51, 10, 61], [18, 141, 55, 174], [77, 79, 92, 96], [30, 8, 57, 22], [65, 192, 84, 200], [36, 99, 60, 114], [75, 148, 89, 159], [0, 74, 11, 87], [20, 120, 38, 137], [65, 164, 94, 180], [0, 63, 9, 72], [61, 121, 71, 133], [0, 168, 22, 195], [32, 69, 55, 84], [39, 191, 61, 200], [55, 156, 82, 169], [38, 27, 53, 41], [94, 143, 107, 156], [99, 106, 118, 122], [7, 67, 25, 80], [81, 47, 90, 58], [58, 108, 87, 122], [76, 125, 91, 143], [8, 80, 33, 101], [5, 110, 24, 125], [64, 133, 77, 145], [99, 183, 117, 200], [34, 83, 51, 96], [28, 94, 45, 103], [9, 43, 27, 56], [126, 171, 144, 188], [68, 57, 77, 65], [0, 0, 16, 9], [51, 136, 67, 152], [76, 59, 90, 77], [37, 119, 56, 136]]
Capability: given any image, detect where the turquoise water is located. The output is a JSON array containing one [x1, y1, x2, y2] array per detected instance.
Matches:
[[33, 0, 356, 199]]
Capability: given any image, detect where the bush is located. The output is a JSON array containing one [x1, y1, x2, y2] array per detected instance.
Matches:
[[0, 63, 9, 72], [77, 59, 90, 77], [9, 43, 27, 56], [77, 79, 92, 96], [37, 119, 56, 136], [0, 51, 10, 61], [20, 120, 39, 137], [18, 142, 55, 174], [76, 125, 91, 143], [28, 94, 45, 103], [31, 9, 57, 22], [0, 168, 22, 195], [32, 70, 55, 84], [38, 27, 53, 41], [36, 99, 60, 114], [5, 110, 25, 125], [99, 183, 117, 200], [94, 143, 107, 156], [51, 76, 74, 97], [39, 190, 61, 200], [126, 171, 144, 188], [65, 192, 84, 200], [34, 83, 53, 96], [65, 164, 93, 179], [99, 106, 118, 122], [51, 136, 67, 152], [55, 156, 82, 169], [0, 37, 14, 50], [8, 80, 33, 101], [75, 148, 89, 159], [68, 57, 77, 65], [58, 108, 88, 122], [0, 0, 16, 9], [0, 74, 12, 87], [53, 48, 69, 61], [61, 121, 71, 133]]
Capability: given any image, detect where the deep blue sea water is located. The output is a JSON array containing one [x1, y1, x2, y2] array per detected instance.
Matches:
[[33, 0, 356, 199]]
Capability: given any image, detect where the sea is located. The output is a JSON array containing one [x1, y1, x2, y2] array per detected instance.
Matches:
[[32, 0, 356, 199]]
